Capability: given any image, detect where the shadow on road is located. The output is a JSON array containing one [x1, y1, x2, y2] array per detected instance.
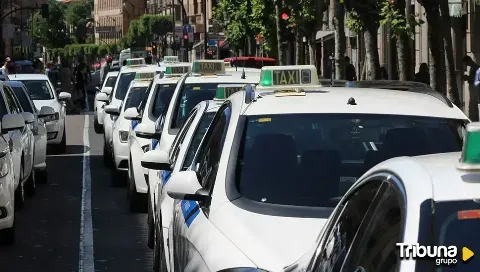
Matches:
[[47, 145, 90, 156]]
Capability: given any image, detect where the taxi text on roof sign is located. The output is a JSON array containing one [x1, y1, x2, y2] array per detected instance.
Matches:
[[164, 56, 179, 62], [165, 65, 191, 75], [215, 84, 245, 100], [192, 60, 225, 75], [258, 65, 319, 87], [457, 122, 480, 170], [135, 72, 156, 80], [126, 58, 146, 66]]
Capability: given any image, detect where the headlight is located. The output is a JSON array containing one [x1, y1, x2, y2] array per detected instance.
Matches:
[[41, 112, 59, 122], [119, 130, 129, 142], [0, 151, 9, 178], [142, 144, 150, 153], [218, 268, 270, 272]]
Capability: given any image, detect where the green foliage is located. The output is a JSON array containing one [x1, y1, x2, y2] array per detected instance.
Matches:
[[379, 0, 424, 38], [125, 14, 172, 47], [65, 0, 94, 43], [30, 0, 70, 48], [340, 0, 384, 32]]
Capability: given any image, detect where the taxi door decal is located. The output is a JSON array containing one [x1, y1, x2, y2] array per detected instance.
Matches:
[[152, 138, 159, 149], [181, 200, 200, 227], [132, 120, 139, 129], [160, 170, 171, 185]]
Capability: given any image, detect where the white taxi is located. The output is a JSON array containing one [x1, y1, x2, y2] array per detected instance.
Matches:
[[94, 71, 118, 133], [125, 63, 191, 212], [0, 134, 15, 245], [109, 72, 155, 185], [287, 123, 480, 272], [12, 74, 71, 153], [160, 65, 469, 271], [102, 63, 161, 168]]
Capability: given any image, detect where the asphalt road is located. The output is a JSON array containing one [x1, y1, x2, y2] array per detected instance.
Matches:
[[0, 94, 153, 272]]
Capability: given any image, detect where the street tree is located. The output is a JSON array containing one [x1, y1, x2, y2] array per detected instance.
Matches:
[[65, 0, 94, 44], [30, 0, 70, 48], [213, 0, 249, 55], [330, 0, 346, 79], [139, 14, 172, 45], [126, 19, 146, 47], [249, 0, 277, 57]]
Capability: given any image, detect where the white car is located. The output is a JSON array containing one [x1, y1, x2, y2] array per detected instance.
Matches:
[[125, 63, 191, 212], [158, 65, 469, 272], [0, 127, 16, 245], [287, 122, 480, 272], [0, 82, 37, 211], [11, 74, 71, 153], [94, 71, 119, 133], [102, 64, 162, 169], [6, 81, 56, 183], [107, 72, 155, 185]]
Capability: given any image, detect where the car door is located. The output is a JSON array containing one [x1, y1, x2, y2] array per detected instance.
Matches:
[[171, 104, 230, 272], [1, 87, 24, 183]]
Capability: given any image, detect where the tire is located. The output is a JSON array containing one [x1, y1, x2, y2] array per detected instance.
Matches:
[[36, 168, 48, 184], [0, 223, 15, 245], [56, 126, 67, 154], [14, 162, 25, 211], [103, 138, 113, 168], [147, 188, 154, 249], [25, 167, 36, 197], [128, 155, 146, 213], [93, 113, 103, 134], [153, 216, 167, 272]]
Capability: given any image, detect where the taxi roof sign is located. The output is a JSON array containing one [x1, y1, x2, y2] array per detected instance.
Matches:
[[135, 71, 155, 81], [457, 122, 480, 170], [215, 84, 245, 100], [258, 65, 319, 88], [192, 60, 226, 75], [163, 56, 179, 62], [165, 64, 191, 76], [126, 58, 146, 66], [224, 62, 231, 68]]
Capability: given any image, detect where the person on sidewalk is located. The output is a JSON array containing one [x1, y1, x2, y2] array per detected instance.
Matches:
[[0, 57, 11, 76], [415, 63, 430, 85], [463, 55, 480, 88], [75, 62, 87, 110], [59, 60, 79, 114]]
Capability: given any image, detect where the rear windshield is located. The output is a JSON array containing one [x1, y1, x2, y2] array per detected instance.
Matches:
[[182, 112, 216, 169], [171, 83, 219, 128], [19, 80, 54, 100], [235, 114, 465, 207], [151, 83, 176, 118], [10, 86, 33, 112], [114, 72, 136, 99], [124, 86, 148, 109], [105, 76, 117, 88]]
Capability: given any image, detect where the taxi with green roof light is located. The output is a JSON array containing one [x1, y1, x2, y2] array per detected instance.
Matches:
[[287, 122, 480, 272], [124, 63, 191, 212], [124, 58, 146, 67], [155, 65, 470, 272], [102, 63, 162, 169]]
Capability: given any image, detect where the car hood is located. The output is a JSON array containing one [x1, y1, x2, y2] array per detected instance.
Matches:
[[33, 99, 61, 113], [210, 201, 328, 271]]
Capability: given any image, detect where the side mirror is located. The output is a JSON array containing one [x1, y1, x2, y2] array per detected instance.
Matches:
[[102, 86, 113, 95], [95, 92, 109, 102], [1, 114, 25, 133], [141, 149, 170, 170], [38, 106, 56, 118], [124, 107, 141, 120], [104, 105, 120, 115], [20, 112, 35, 124], [135, 123, 160, 139], [166, 171, 209, 202], [58, 92, 71, 100]]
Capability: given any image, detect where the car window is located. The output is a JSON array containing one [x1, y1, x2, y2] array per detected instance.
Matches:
[[342, 182, 403, 272], [104, 76, 117, 88], [3, 86, 21, 113], [171, 83, 221, 129], [124, 86, 148, 110], [114, 72, 136, 99], [182, 112, 216, 170], [19, 80, 54, 100], [170, 109, 198, 168], [194, 106, 230, 192], [235, 114, 465, 207], [312, 180, 384, 272], [0, 91, 8, 117], [10, 86, 34, 113], [152, 83, 176, 118]]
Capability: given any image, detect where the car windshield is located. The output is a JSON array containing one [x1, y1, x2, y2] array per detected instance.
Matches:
[[172, 83, 220, 128], [0, 94, 7, 117], [182, 112, 216, 169], [105, 76, 117, 88], [114, 72, 136, 99], [416, 199, 480, 271], [124, 86, 148, 110], [10, 86, 33, 113], [19, 80, 54, 100], [235, 114, 465, 207], [152, 83, 176, 118]]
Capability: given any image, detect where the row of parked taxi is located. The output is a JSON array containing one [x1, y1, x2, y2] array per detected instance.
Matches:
[[0, 73, 72, 245], [93, 56, 480, 271]]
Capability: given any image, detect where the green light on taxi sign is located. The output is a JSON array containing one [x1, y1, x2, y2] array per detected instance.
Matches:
[[215, 87, 226, 100], [258, 65, 319, 87], [259, 70, 273, 86], [458, 122, 480, 170], [214, 84, 244, 100]]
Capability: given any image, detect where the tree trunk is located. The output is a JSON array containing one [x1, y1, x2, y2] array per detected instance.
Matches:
[[308, 32, 316, 67], [296, 33, 303, 65], [396, 0, 413, 81], [424, 4, 446, 94], [363, 23, 380, 80], [275, 0, 285, 65], [333, 0, 345, 79], [439, 0, 460, 106]]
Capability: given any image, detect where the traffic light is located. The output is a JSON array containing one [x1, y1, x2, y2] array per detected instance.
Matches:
[[41, 4, 49, 18], [182, 35, 189, 49], [281, 12, 289, 20]]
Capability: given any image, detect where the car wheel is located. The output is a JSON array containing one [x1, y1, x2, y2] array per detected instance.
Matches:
[[93, 113, 103, 134], [128, 156, 146, 213], [147, 187, 154, 249], [153, 217, 167, 272], [36, 168, 48, 184], [103, 138, 113, 168], [25, 167, 36, 197], [0, 222, 15, 245], [14, 162, 25, 211], [56, 126, 67, 153]]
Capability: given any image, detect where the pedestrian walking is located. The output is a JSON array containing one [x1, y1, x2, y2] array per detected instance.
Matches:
[[414, 63, 430, 85], [379, 66, 388, 80], [59, 60, 79, 114], [100, 56, 112, 85], [345, 56, 357, 87], [75, 62, 87, 110], [463, 55, 480, 88], [0, 57, 11, 76]]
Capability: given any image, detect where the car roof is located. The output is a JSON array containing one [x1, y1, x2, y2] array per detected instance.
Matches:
[[120, 65, 159, 73], [130, 80, 152, 87], [107, 71, 119, 76], [9, 73, 49, 80], [185, 74, 258, 84], [229, 87, 467, 119], [206, 100, 223, 112]]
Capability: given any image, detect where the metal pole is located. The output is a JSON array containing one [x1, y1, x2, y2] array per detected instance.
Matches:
[[202, 0, 207, 58]]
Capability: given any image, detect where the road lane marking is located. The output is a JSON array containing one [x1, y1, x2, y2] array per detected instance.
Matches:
[[79, 97, 94, 272]]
